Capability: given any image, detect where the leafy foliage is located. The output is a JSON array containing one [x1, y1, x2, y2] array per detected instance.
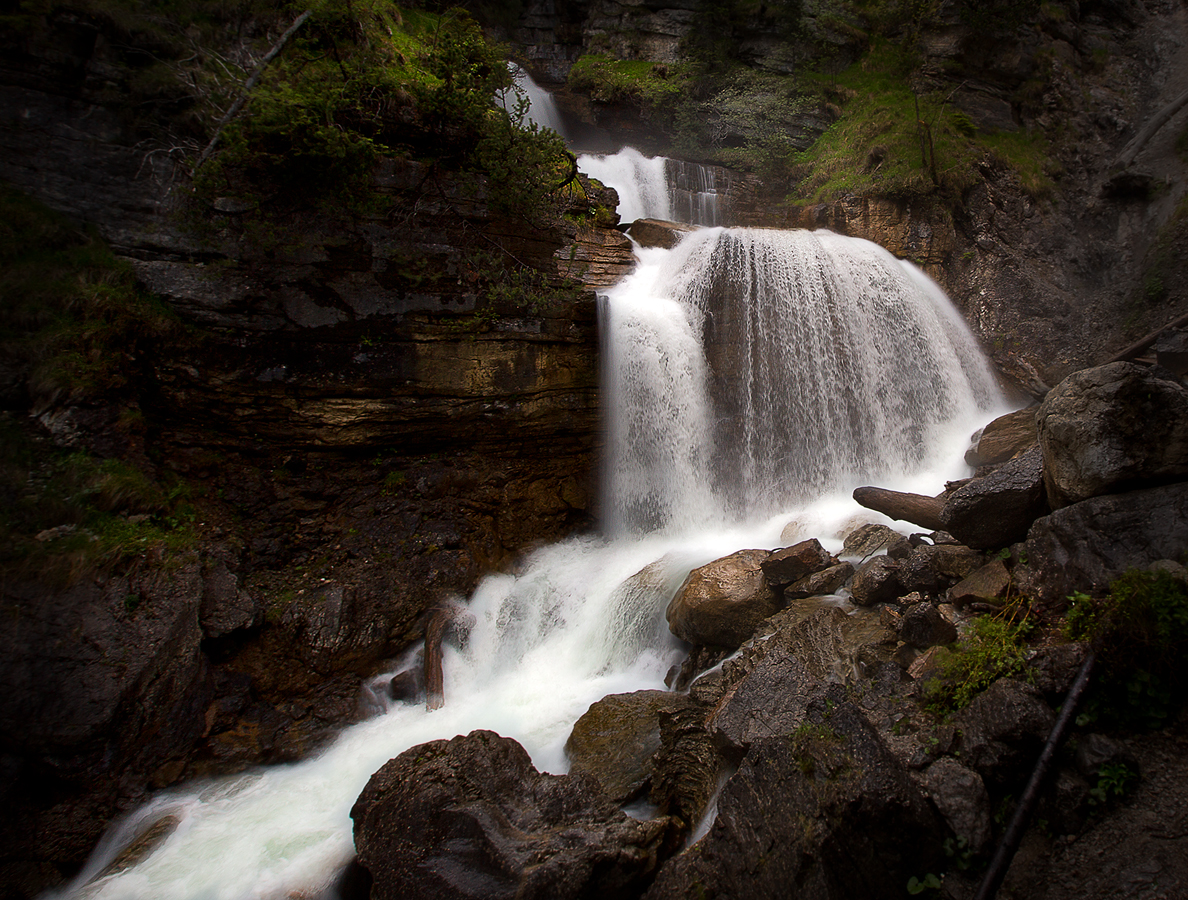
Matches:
[[925, 602, 1035, 712], [1065, 569, 1188, 729]]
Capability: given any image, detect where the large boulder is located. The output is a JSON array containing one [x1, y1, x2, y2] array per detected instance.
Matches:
[[952, 679, 1055, 788], [666, 549, 779, 648], [1021, 481, 1188, 608], [644, 697, 945, 900], [1037, 362, 1188, 508], [566, 690, 694, 804], [850, 556, 902, 606], [965, 406, 1039, 467], [941, 445, 1048, 549], [352, 730, 670, 900], [760, 538, 834, 586]]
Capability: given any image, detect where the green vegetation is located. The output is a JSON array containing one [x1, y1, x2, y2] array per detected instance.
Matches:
[[567, 55, 692, 108], [1065, 568, 1188, 729], [0, 185, 179, 407], [0, 188, 195, 580], [791, 42, 1055, 203], [925, 602, 1035, 712]]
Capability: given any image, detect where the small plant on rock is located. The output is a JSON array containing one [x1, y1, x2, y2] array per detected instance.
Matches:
[[925, 600, 1034, 712]]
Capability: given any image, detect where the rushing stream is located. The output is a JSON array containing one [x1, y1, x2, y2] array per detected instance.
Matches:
[[51, 73, 1008, 900]]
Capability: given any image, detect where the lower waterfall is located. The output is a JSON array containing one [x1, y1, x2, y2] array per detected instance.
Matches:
[[52, 227, 1005, 900]]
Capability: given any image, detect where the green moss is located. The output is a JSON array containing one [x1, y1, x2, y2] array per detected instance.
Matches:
[[567, 54, 692, 108], [789, 41, 1056, 203]]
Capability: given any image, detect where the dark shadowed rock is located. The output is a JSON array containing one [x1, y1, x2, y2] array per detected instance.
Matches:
[[352, 730, 670, 900], [1037, 362, 1188, 508], [200, 557, 261, 639], [966, 406, 1039, 467], [850, 556, 901, 606], [918, 757, 993, 852], [666, 549, 779, 648], [647, 702, 721, 833], [566, 690, 695, 804], [900, 604, 957, 650], [760, 538, 834, 586], [941, 445, 1048, 549], [1026, 642, 1090, 699], [708, 649, 821, 758], [952, 679, 1055, 788], [784, 561, 854, 599], [853, 486, 946, 531], [948, 559, 1012, 608], [1021, 482, 1188, 608], [644, 697, 945, 900]]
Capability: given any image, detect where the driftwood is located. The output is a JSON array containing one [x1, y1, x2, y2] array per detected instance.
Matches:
[[1114, 85, 1188, 170], [423, 603, 477, 711], [852, 486, 947, 532], [1107, 309, 1188, 364]]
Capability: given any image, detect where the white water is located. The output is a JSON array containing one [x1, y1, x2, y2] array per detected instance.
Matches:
[[56, 224, 1006, 900], [54, 127, 1007, 900], [504, 63, 569, 138]]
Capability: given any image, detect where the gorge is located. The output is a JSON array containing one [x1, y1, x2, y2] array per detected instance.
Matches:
[[2, 1, 1188, 898]]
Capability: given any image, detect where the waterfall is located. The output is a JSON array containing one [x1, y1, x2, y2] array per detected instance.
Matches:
[[53, 222, 1006, 900], [505, 64, 569, 138], [576, 149, 728, 226]]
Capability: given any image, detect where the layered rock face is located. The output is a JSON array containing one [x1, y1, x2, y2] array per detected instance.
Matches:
[[0, 12, 627, 894]]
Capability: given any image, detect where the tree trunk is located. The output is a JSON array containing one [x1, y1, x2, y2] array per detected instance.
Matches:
[[852, 486, 947, 532]]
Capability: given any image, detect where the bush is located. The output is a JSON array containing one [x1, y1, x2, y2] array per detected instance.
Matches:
[[1065, 569, 1188, 729], [925, 602, 1035, 712]]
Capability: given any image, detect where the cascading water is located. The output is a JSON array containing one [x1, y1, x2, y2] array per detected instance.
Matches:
[[51, 66, 1009, 900], [53, 222, 1006, 900], [576, 149, 727, 226]]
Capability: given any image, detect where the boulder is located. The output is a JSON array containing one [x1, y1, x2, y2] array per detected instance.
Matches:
[[850, 556, 901, 606], [842, 523, 902, 559], [708, 648, 821, 758], [1021, 482, 1188, 608], [666, 549, 779, 648], [199, 558, 261, 639], [647, 702, 722, 831], [1037, 362, 1188, 508], [626, 218, 695, 249], [897, 543, 984, 595], [965, 406, 1039, 467], [952, 679, 1056, 788], [852, 486, 946, 531], [760, 538, 834, 586], [918, 757, 992, 853], [784, 561, 854, 599], [948, 559, 1012, 608], [941, 446, 1048, 549], [644, 697, 945, 900], [900, 604, 957, 650], [352, 730, 670, 900], [566, 690, 694, 804]]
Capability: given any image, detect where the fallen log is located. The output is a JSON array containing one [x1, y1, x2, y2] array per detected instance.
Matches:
[[852, 486, 947, 532]]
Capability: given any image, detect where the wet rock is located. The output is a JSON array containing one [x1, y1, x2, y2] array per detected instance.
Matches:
[[965, 406, 1039, 467], [1037, 362, 1188, 508], [566, 690, 694, 804], [900, 604, 957, 650], [1026, 642, 1089, 699], [842, 522, 902, 559], [1021, 482, 1188, 608], [666, 549, 779, 649], [953, 679, 1056, 787], [387, 668, 422, 705], [352, 730, 670, 900], [626, 218, 695, 248], [644, 697, 945, 900], [897, 547, 944, 593], [708, 649, 821, 759], [918, 757, 992, 852], [941, 446, 1049, 549], [850, 556, 901, 606], [760, 538, 834, 586], [647, 702, 721, 831], [200, 559, 261, 639], [1074, 733, 1138, 779], [784, 561, 854, 599], [948, 559, 1012, 609]]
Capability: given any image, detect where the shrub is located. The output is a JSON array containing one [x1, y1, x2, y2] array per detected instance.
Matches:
[[925, 602, 1034, 712]]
